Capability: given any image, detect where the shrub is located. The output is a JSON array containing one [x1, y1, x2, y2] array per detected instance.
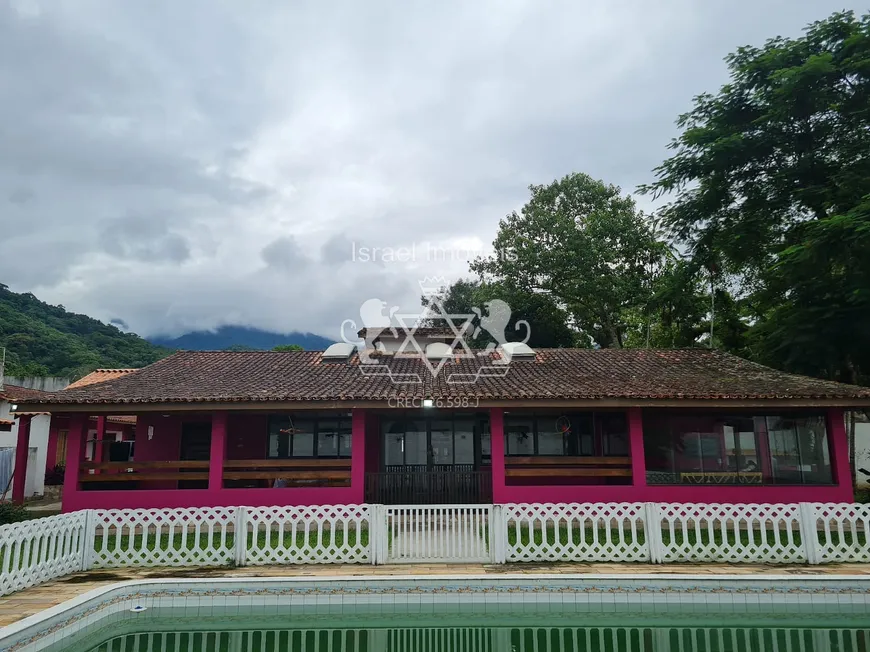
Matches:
[[44, 464, 65, 486], [0, 501, 29, 525]]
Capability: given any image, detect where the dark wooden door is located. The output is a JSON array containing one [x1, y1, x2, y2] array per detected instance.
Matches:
[[179, 422, 211, 489]]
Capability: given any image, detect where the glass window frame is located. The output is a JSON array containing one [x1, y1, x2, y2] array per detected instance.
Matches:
[[642, 411, 834, 486], [379, 411, 490, 468], [503, 412, 628, 458], [267, 413, 352, 460]]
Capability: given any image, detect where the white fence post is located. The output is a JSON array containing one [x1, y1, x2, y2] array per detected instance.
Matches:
[[644, 503, 662, 564], [490, 504, 506, 564], [80, 509, 95, 572], [798, 503, 819, 564], [234, 507, 247, 567], [371, 504, 388, 565]]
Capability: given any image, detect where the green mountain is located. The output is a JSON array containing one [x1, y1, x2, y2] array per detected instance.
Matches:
[[0, 284, 171, 378]]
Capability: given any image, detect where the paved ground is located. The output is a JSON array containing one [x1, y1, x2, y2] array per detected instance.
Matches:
[[24, 501, 62, 513], [3, 562, 870, 629]]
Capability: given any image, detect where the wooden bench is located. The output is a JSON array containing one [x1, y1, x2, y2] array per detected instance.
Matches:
[[79, 460, 209, 482], [505, 456, 633, 481], [222, 459, 351, 486]]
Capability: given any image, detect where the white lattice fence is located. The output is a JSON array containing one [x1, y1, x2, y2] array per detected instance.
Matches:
[[0, 512, 89, 596], [654, 503, 806, 563], [244, 505, 371, 565], [385, 505, 491, 563], [503, 503, 650, 563], [89, 508, 237, 568], [808, 503, 870, 563]]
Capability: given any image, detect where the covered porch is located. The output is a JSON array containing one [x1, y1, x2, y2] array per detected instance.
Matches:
[[13, 404, 854, 511]]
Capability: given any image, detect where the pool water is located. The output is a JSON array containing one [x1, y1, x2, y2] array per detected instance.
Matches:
[[50, 609, 870, 652]]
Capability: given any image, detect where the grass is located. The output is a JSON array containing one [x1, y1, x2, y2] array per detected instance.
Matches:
[[89, 528, 369, 562], [507, 525, 646, 548]]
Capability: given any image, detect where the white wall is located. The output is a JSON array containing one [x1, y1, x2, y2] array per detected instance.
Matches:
[[854, 422, 870, 489], [2, 377, 70, 392], [0, 400, 49, 497]]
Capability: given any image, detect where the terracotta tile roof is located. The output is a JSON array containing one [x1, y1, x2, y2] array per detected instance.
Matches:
[[67, 369, 137, 389], [16, 349, 870, 406], [87, 415, 136, 425], [105, 415, 136, 424], [0, 383, 51, 402]]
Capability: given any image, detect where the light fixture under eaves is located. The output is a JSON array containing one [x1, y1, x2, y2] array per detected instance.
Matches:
[[422, 399, 434, 408]]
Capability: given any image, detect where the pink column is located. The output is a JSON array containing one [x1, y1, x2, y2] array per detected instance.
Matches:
[[350, 409, 367, 503], [490, 408, 506, 503], [93, 416, 107, 464], [628, 407, 647, 488], [62, 414, 88, 511], [209, 412, 228, 492], [828, 408, 853, 494], [45, 420, 59, 473], [12, 415, 33, 504]]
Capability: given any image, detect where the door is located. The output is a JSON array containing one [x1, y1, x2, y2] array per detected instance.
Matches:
[[374, 414, 491, 504], [179, 422, 211, 489]]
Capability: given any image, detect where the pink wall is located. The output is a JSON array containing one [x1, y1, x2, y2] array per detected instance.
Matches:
[[61, 406, 855, 511], [62, 408, 370, 512], [133, 414, 182, 490], [227, 413, 268, 459], [489, 407, 854, 504]]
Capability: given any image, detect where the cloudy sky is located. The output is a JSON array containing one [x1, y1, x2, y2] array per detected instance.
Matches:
[[0, 0, 860, 341]]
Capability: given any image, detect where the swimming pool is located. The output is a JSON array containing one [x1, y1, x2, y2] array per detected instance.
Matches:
[[3, 575, 870, 651]]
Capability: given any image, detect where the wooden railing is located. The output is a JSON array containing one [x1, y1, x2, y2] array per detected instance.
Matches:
[[222, 459, 351, 487], [365, 466, 492, 504], [79, 460, 210, 483], [504, 456, 632, 483]]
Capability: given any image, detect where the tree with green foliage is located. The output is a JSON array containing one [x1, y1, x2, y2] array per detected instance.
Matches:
[[272, 344, 304, 351], [421, 279, 577, 348], [223, 344, 259, 352], [0, 284, 170, 378], [640, 10, 870, 384], [471, 173, 668, 348]]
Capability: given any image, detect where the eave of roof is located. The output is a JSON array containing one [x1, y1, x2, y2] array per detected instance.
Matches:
[[12, 348, 870, 412]]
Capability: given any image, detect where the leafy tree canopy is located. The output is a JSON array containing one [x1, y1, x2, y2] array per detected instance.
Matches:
[[421, 279, 577, 348], [0, 284, 170, 378], [471, 173, 669, 348], [640, 10, 870, 383], [272, 344, 304, 352]]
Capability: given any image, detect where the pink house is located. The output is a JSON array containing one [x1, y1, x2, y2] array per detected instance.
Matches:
[[12, 337, 870, 512]]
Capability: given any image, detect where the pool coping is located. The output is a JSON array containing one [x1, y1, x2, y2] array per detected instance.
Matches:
[[5, 573, 870, 651]]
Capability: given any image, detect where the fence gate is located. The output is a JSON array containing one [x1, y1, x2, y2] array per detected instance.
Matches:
[[384, 505, 492, 563]]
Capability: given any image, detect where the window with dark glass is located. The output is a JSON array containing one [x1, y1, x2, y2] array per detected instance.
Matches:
[[504, 412, 628, 457], [380, 413, 490, 466], [642, 411, 832, 486], [267, 414, 351, 459]]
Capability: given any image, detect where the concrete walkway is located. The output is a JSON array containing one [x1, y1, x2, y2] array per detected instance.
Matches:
[[3, 562, 870, 628]]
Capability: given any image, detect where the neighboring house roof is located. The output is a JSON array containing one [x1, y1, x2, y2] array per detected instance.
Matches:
[[16, 349, 870, 407], [0, 383, 50, 402], [0, 383, 51, 416], [67, 369, 137, 389], [104, 415, 136, 425]]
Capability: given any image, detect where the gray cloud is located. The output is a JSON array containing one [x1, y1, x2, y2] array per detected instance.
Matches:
[[261, 236, 310, 270], [0, 0, 861, 339]]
